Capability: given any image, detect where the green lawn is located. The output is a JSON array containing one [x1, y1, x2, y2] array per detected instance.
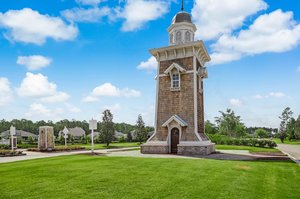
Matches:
[[273, 138, 300, 145], [79, 142, 141, 149], [216, 145, 280, 153], [0, 156, 299, 199]]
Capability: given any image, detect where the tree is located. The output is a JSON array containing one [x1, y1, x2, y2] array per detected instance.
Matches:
[[295, 115, 300, 140], [127, 132, 133, 142], [135, 114, 147, 144], [28, 136, 35, 144], [205, 120, 218, 134], [255, 128, 270, 138], [100, 110, 115, 147], [278, 107, 293, 143], [215, 109, 246, 138]]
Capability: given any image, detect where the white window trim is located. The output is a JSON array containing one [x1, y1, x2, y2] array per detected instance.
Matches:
[[170, 70, 181, 91]]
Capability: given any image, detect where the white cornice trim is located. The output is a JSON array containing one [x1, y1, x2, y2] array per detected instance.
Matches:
[[164, 63, 186, 75], [162, 115, 188, 127]]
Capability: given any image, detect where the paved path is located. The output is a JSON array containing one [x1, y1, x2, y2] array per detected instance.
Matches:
[[0, 147, 139, 164], [277, 144, 300, 164]]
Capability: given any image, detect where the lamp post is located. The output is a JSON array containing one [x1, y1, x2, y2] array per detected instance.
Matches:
[[89, 119, 97, 154], [62, 126, 69, 149], [10, 125, 16, 152]]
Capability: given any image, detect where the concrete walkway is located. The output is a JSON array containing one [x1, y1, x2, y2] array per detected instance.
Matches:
[[0, 147, 139, 164], [277, 144, 300, 164]]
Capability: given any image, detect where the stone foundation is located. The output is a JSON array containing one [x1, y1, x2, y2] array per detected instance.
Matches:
[[141, 143, 169, 154], [177, 142, 215, 155], [141, 141, 215, 155]]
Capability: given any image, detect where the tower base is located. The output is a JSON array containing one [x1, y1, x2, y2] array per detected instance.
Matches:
[[141, 141, 215, 155]]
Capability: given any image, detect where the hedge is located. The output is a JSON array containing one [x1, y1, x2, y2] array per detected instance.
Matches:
[[208, 134, 277, 148], [28, 146, 85, 152]]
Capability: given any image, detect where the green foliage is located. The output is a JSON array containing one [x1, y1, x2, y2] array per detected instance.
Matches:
[[0, 144, 9, 149], [135, 114, 147, 144], [100, 110, 115, 147], [255, 128, 270, 138], [215, 109, 246, 138], [27, 136, 35, 144], [208, 134, 277, 148], [205, 120, 218, 134], [127, 132, 133, 142], [118, 136, 126, 143], [278, 107, 293, 143]]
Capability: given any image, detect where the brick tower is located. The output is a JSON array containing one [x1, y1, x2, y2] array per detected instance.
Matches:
[[141, 5, 215, 155]]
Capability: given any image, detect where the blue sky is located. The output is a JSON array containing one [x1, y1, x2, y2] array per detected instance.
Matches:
[[0, 0, 299, 128]]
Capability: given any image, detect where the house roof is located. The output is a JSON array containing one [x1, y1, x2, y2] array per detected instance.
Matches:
[[0, 130, 38, 138], [59, 127, 86, 137], [162, 115, 188, 127]]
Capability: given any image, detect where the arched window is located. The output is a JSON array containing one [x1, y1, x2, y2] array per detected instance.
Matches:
[[185, 31, 191, 42], [176, 31, 182, 43]]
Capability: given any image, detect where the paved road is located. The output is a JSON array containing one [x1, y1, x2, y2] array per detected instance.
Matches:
[[277, 144, 300, 162]]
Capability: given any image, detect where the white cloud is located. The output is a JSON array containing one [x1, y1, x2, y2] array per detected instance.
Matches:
[[75, 0, 103, 6], [0, 77, 13, 106], [191, 0, 268, 40], [61, 7, 110, 23], [17, 73, 70, 103], [269, 92, 286, 98], [65, 103, 81, 113], [211, 9, 300, 65], [26, 103, 58, 117], [229, 98, 242, 107], [40, 92, 70, 103], [83, 82, 141, 102], [103, 103, 121, 112], [119, 0, 170, 31], [17, 55, 52, 71], [137, 56, 157, 71], [0, 8, 78, 45], [254, 92, 287, 99]]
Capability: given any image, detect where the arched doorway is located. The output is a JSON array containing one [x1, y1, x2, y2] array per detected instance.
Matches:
[[171, 128, 180, 154]]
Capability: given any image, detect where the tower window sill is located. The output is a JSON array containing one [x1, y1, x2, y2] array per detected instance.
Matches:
[[171, 87, 180, 92]]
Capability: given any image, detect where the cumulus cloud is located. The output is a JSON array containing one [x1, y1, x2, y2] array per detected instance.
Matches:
[[17, 55, 52, 71], [118, 0, 170, 31], [83, 82, 141, 102], [75, 0, 103, 6], [137, 56, 157, 71], [254, 92, 287, 99], [103, 103, 121, 112], [0, 77, 13, 106], [229, 98, 242, 107], [191, 0, 268, 40], [61, 7, 110, 23], [211, 9, 300, 65], [25, 103, 57, 117], [65, 103, 81, 113], [17, 73, 70, 103], [0, 8, 78, 45]]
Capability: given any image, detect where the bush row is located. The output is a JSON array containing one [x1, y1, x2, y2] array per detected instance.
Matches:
[[208, 134, 277, 148], [0, 144, 10, 149], [0, 150, 25, 157], [28, 145, 85, 152]]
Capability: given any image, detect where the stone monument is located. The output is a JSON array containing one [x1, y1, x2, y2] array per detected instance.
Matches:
[[38, 126, 55, 151], [141, 2, 215, 155]]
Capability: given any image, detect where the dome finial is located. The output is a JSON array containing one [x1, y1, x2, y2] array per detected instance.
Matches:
[[181, 0, 184, 11]]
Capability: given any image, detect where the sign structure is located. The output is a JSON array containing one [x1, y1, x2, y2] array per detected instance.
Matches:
[[89, 119, 97, 154], [62, 126, 69, 148], [10, 125, 16, 151]]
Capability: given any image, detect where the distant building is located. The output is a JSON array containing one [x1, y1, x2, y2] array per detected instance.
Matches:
[[0, 129, 38, 140], [58, 127, 86, 139], [87, 132, 100, 138], [115, 131, 127, 139]]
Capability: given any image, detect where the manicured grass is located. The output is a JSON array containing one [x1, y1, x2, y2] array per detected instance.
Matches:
[[0, 156, 299, 199], [216, 145, 280, 153], [273, 138, 300, 145], [80, 142, 141, 149]]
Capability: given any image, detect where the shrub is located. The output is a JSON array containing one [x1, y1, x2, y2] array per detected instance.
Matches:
[[208, 134, 277, 148], [0, 144, 10, 149]]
